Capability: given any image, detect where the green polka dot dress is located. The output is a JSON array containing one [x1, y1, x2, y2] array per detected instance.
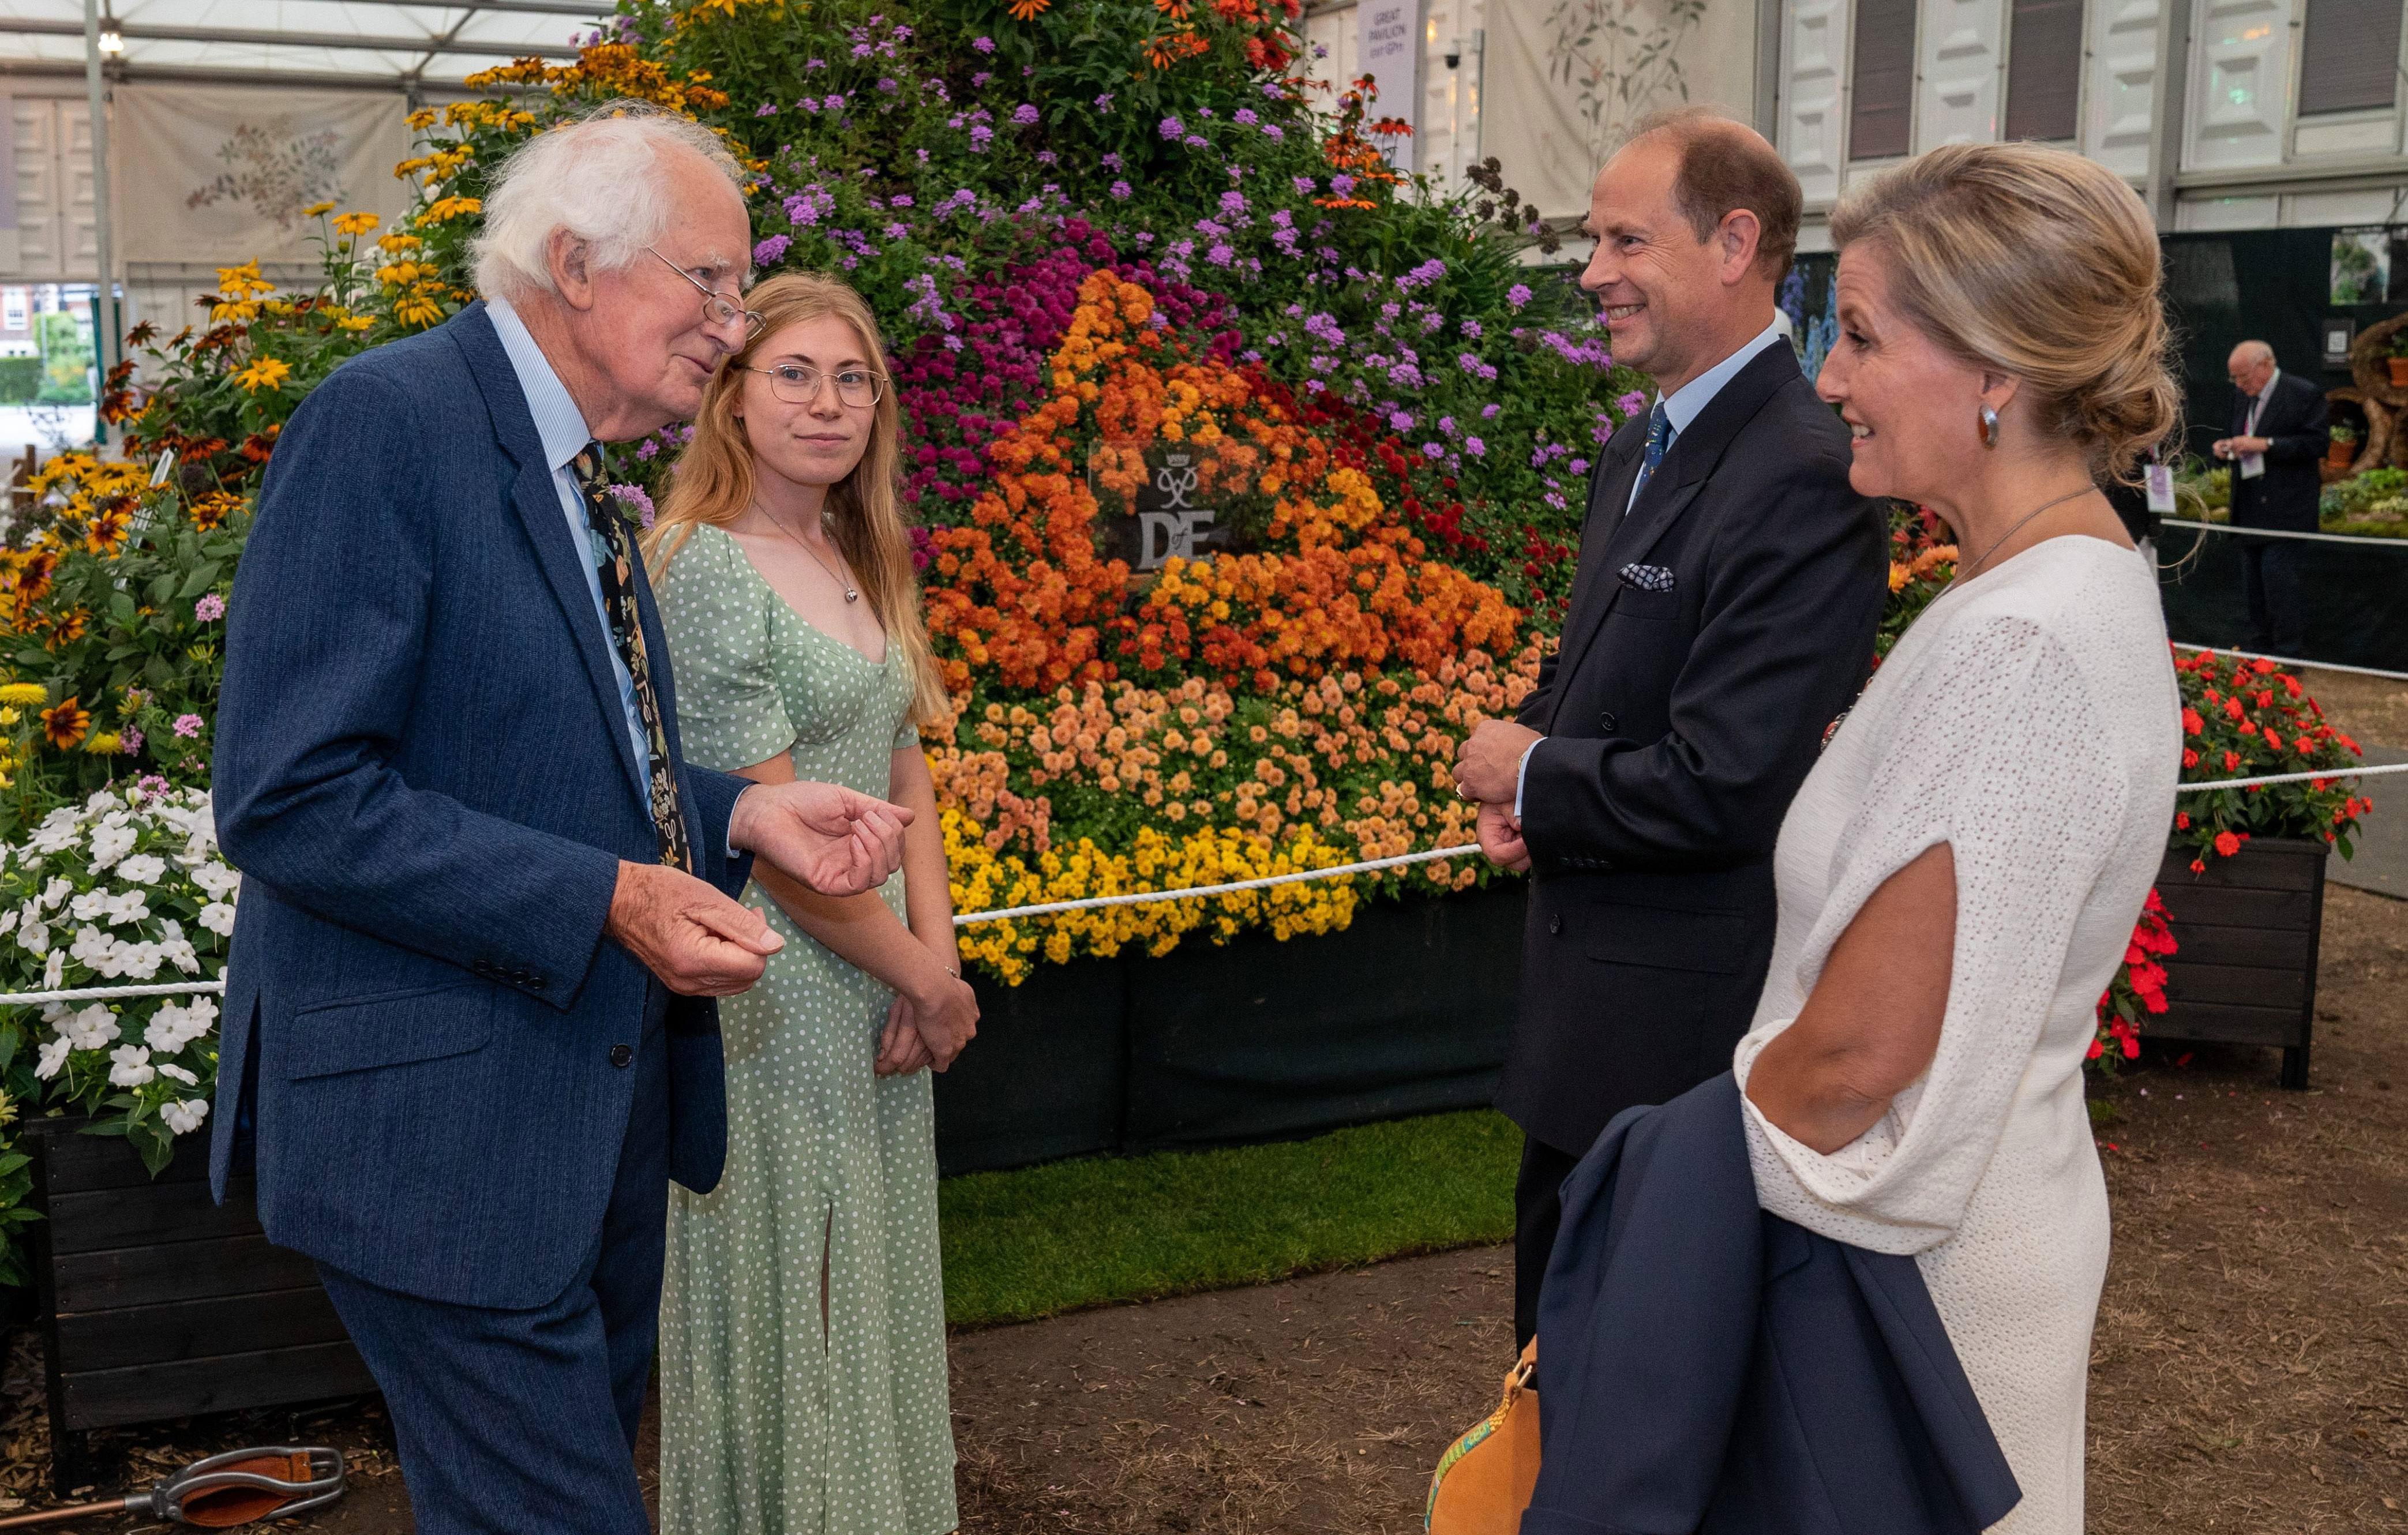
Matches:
[[653, 523, 957, 1535]]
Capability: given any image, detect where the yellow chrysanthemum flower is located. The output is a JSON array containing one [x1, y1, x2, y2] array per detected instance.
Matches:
[[0, 683, 48, 707], [331, 211, 381, 237], [83, 731, 121, 756], [235, 356, 293, 392]]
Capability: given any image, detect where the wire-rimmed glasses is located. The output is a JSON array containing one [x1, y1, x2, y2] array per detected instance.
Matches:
[[740, 363, 888, 408], [648, 247, 763, 340]]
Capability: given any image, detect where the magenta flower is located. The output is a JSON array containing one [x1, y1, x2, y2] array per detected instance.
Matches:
[[972, 33, 994, 51], [1110, 180, 1133, 200], [1159, 116, 1184, 140], [1012, 104, 1039, 125], [753, 234, 792, 266], [193, 593, 226, 622], [1507, 283, 1533, 308], [172, 714, 204, 739], [119, 727, 142, 755]]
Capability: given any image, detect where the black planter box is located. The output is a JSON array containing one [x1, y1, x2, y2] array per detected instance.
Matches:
[[932, 880, 1526, 1173], [1122, 880, 1523, 1151], [24, 1120, 372, 1492], [2145, 838, 2329, 1089], [935, 952, 1129, 1177]]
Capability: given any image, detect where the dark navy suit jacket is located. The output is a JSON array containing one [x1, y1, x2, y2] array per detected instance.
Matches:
[[1524, 1074, 2021, 1535], [209, 303, 753, 1309]]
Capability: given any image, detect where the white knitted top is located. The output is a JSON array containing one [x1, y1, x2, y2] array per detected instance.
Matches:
[[1732, 535, 2180, 1535]]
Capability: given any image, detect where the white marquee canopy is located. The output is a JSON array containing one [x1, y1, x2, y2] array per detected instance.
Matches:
[[2, 0, 605, 91]]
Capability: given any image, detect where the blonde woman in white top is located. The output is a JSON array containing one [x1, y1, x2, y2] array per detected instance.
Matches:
[[1736, 142, 2182, 1534]]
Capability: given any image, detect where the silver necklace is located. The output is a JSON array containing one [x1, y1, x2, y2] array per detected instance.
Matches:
[[759, 503, 858, 602], [1953, 485, 2097, 584]]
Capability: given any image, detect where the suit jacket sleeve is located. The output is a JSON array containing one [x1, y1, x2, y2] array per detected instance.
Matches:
[[2263, 377, 2330, 464], [213, 366, 626, 1011], [1519, 454, 1883, 872]]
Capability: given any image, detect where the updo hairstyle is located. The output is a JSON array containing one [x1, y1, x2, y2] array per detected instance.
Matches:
[[1828, 141, 2180, 482]]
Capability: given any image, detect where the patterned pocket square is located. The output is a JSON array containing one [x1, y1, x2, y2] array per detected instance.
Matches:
[[1618, 562, 1676, 594]]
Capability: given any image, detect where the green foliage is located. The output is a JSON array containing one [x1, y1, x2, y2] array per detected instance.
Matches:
[[0, 358, 42, 407], [938, 1109, 1517, 1325], [35, 312, 92, 405]]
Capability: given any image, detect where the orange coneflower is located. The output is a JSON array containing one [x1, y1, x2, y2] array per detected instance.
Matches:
[[1007, 0, 1049, 17], [41, 696, 88, 750]]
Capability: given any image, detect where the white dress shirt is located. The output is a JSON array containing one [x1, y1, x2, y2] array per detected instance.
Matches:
[[485, 298, 652, 796], [1517, 317, 1791, 816], [2238, 367, 2277, 480]]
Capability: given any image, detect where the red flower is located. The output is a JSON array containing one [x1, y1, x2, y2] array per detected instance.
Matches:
[[2213, 830, 2241, 857]]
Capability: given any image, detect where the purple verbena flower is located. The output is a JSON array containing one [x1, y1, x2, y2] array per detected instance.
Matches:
[[753, 233, 793, 265], [1160, 116, 1184, 140], [1507, 283, 1533, 308], [1014, 103, 1040, 125], [972, 33, 995, 51], [193, 593, 226, 622]]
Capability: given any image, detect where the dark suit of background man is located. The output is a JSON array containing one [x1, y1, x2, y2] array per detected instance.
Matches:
[[210, 108, 911, 1535], [2212, 339, 2330, 657], [1452, 109, 1886, 1349]]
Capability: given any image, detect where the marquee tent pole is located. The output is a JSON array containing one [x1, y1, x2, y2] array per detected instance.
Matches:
[[80, 0, 115, 450]]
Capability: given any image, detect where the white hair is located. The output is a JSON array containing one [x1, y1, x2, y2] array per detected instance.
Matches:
[[2230, 339, 2274, 367], [472, 102, 745, 304]]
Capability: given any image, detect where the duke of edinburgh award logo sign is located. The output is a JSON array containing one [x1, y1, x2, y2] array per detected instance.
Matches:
[[1090, 440, 1237, 572]]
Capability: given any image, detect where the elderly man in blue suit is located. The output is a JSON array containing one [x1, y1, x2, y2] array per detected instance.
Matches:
[[208, 103, 910, 1534]]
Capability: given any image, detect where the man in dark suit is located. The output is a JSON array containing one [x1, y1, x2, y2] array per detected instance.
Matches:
[[211, 106, 909, 1534], [1451, 109, 1886, 1348], [2212, 339, 2330, 656]]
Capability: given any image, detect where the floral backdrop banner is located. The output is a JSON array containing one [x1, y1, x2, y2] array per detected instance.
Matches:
[[1480, 0, 1754, 219], [112, 85, 415, 269]]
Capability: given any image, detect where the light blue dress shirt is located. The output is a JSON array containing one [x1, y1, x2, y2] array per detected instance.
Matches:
[[485, 299, 653, 797], [1516, 317, 1792, 817]]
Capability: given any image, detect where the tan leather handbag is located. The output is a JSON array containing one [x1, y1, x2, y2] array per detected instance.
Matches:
[[1424, 1338, 1540, 1533]]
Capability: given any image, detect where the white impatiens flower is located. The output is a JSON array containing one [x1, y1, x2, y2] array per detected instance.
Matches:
[[68, 890, 108, 924], [87, 820, 136, 870], [160, 1098, 210, 1136], [159, 921, 198, 974], [108, 1044, 155, 1087], [191, 862, 241, 900], [33, 1037, 70, 1080], [116, 853, 166, 885], [70, 925, 116, 974], [40, 950, 62, 991], [198, 902, 237, 937], [0, 907, 17, 940], [115, 940, 163, 979], [28, 809, 80, 855], [102, 890, 150, 927], [156, 1061, 198, 1087], [18, 920, 48, 956], [40, 877, 71, 911], [146, 999, 215, 1053], [59, 1004, 119, 1051]]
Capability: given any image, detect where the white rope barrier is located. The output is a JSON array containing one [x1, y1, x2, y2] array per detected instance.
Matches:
[[2170, 643, 2408, 684], [0, 759, 2396, 1006], [2162, 517, 2408, 548]]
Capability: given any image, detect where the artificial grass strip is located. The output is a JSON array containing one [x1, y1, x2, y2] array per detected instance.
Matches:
[[937, 1109, 1520, 1327]]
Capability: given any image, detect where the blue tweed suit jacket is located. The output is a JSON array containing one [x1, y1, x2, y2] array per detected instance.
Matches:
[[209, 303, 753, 1310]]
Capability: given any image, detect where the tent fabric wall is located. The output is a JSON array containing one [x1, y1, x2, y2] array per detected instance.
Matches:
[[112, 84, 414, 271], [1479, 0, 1758, 220]]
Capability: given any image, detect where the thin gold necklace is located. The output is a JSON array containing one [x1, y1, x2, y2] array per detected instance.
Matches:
[[756, 502, 858, 603], [1952, 485, 2096, 586]]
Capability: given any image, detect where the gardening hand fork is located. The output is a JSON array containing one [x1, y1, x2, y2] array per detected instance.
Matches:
[[0, 1445, 345, 1529]]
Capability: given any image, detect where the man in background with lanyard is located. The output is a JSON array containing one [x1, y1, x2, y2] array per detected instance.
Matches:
[[2213, 339, 2330, 658]]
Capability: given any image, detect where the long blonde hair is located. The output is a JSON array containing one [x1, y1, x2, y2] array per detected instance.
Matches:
[[643, 272, 947, 726]]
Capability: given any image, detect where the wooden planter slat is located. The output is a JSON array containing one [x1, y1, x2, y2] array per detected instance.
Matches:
[[60, 1341, 377, 1430], [46, 1176, 264, 1254], [51, 1233, 321, 1313], [2146, 838, 2327, 1089], [55, 1286, 350, 1372], [2161, 959, 2308, 1010]]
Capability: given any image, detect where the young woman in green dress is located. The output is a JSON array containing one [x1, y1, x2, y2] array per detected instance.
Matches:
[[643, 272, 974, 1535]]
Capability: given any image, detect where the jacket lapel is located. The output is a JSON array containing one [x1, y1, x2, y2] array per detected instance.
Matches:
[[1546, 345, 1807, 722], [447, 303, 651, 810], [1545, 426, 1645, 733]]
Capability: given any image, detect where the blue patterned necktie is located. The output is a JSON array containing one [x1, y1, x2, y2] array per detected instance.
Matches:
[[1630, 402, 1674, 506]]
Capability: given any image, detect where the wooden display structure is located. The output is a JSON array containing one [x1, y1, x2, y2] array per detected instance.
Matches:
[[2324, 313, 2408, 480], [2146, 839, 2328, 1090]]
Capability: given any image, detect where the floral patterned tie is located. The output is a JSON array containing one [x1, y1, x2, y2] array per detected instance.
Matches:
[[569, 444, 693, 874]]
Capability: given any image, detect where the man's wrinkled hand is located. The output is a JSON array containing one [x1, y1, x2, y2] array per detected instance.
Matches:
[[1454, 719, 1541, 806], [1476, 802, 1532, 873], [730, 780, 913, 896], [605, 860, 782, 997]]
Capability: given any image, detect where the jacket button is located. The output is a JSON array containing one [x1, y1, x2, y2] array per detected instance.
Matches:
[[1550, 914, 1562, 935], [472, 959, 492, 976], [1599, 711, 1619, 733], [609, 1044, 634, 1069]]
